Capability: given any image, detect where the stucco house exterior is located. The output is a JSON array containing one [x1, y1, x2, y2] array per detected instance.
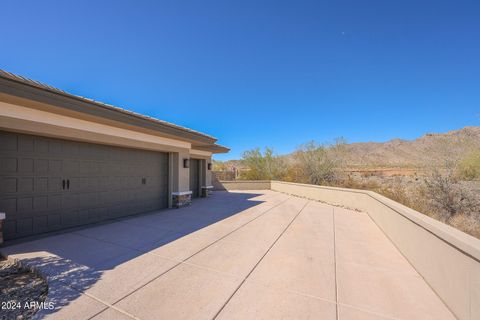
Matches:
[[0, 70, 228, 241]]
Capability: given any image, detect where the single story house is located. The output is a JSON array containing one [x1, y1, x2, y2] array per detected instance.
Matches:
[[0, 70, 228, 241]]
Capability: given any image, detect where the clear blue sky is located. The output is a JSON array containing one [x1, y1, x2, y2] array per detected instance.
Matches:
[[1, 1, 479, 160]]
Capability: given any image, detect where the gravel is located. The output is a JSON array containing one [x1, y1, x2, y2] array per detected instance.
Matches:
[[0, 259, 48, 320]]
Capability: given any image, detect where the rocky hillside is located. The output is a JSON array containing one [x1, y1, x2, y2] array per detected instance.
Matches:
[[217, 126, 480, 169], [342, 126, 480, 167]]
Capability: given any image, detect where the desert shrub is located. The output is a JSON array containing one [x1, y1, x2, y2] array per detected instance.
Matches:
[[212, 160, 228, 171], [423, 165, 480, 223], [335, 176, 381, 190], [294, 139, 347, 185], [379, 183, 413, 207], [241, 147, 287, 180], [361, 171, 382, 178], [457, 150, 480, 180], [281, 164, 303, 183], [450, 214, 480, 238]]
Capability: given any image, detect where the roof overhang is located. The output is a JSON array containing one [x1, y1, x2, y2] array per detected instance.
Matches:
[[193, 143, 230, 154], [0, 73, 218, 146]]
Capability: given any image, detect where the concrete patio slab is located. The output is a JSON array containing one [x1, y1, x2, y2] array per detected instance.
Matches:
[[334, 208, 455, 319], [186, 237, 270, 278], [73, 221, 175, 251], [222, 197, 306, 246], [215, 280, 337, 320], [1, 190, 456, 320], [246, 201, 336, 301], [2, 233, 134, 282], [33, 280, 106, 320], [337, 305, 395, 320], [68, 251, 178, 304], [90, 308, 134, 320], [334, 207, 417, 275], [149, 231, 225, 261], [148, 192, 290, 261], [114, 263, 241, 320], [336, 261, 455, 319]]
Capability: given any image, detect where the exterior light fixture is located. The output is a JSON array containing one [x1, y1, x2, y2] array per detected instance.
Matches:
[[183, 158, 190, 168], [207, 163, 212, 170]]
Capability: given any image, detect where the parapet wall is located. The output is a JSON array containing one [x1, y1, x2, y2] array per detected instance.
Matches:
[[270, 180, 480, 320], [213, 180, 271, 191]]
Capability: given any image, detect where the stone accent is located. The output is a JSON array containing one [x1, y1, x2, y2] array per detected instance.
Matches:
[[172, 191, 192, 208], [0, 213, 5, 245], [201, 186, 214, 197]]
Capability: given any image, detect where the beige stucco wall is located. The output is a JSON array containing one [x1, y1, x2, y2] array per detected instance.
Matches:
[[190, 149, 212, 158], [270, 180, 480, 320], [170, 152, 191, 193], [206, 165, 212, 187], [0, 101, 191, 152]]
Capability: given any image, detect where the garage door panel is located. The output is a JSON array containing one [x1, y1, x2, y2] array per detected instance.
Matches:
[[34, 137, 49, 153], [48, 140, 62, 154], [18, 177, 34, 193], [35, 158, 49, 173], [3, 220, 16, 238], [33, 215, 48, 234], [48, 177, 63, 192], [0, 130, 169, 240], [63, 141, 79, 156], [17, 217, 33, 235], [1, 177, 17, 193], [0, 131, 17, 151], [61, 211, 79, 228], [0, 198, 16, 213], [1, 158, 17, 173], [48, 195, 62, 211], [18, 135, 34, 152], [47, 213, 61, 229], [18, 197, 33, 213], [33, 196, 48, 212], [35, 177, 48, 192]]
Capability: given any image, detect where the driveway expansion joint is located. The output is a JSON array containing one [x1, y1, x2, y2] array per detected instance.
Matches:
[[211, 199, 311, 320]]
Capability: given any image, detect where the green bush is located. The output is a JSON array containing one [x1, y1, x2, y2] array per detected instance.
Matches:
[[294, 139, 347, 185], [241, 147, 287, 180]]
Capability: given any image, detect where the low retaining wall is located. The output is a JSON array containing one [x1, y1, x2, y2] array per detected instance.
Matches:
[[213, 180, 271, 191], [270, 180, 480, 320]]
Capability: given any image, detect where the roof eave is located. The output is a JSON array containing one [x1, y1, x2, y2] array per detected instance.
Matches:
[[0, 74, 217, 145], [193, 144, 230, 154]]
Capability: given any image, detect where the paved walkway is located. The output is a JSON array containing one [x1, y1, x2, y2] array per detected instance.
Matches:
[[1, 191, 455, 320]]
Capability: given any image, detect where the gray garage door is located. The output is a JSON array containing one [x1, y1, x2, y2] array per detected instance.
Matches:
[[189, 159, 200, 198], [0, 130, 169, 240]]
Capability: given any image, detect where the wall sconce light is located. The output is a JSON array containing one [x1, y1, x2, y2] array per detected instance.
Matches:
[[183, 158, 190, 168], [207, 163, 212, 170]]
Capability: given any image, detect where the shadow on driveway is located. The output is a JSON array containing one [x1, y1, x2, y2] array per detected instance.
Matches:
[[0, 191, 268, 318]]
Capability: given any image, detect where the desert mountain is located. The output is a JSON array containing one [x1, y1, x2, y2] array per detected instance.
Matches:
[[341, 126, 480, 167], [218, 126, 480, 169]]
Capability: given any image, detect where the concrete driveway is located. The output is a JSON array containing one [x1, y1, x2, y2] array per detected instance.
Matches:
[[1, 190, 455, 320]]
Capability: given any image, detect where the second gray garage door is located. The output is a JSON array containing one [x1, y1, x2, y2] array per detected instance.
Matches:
[[0, 130, 169, 240], [189, 159, 200, 198]]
